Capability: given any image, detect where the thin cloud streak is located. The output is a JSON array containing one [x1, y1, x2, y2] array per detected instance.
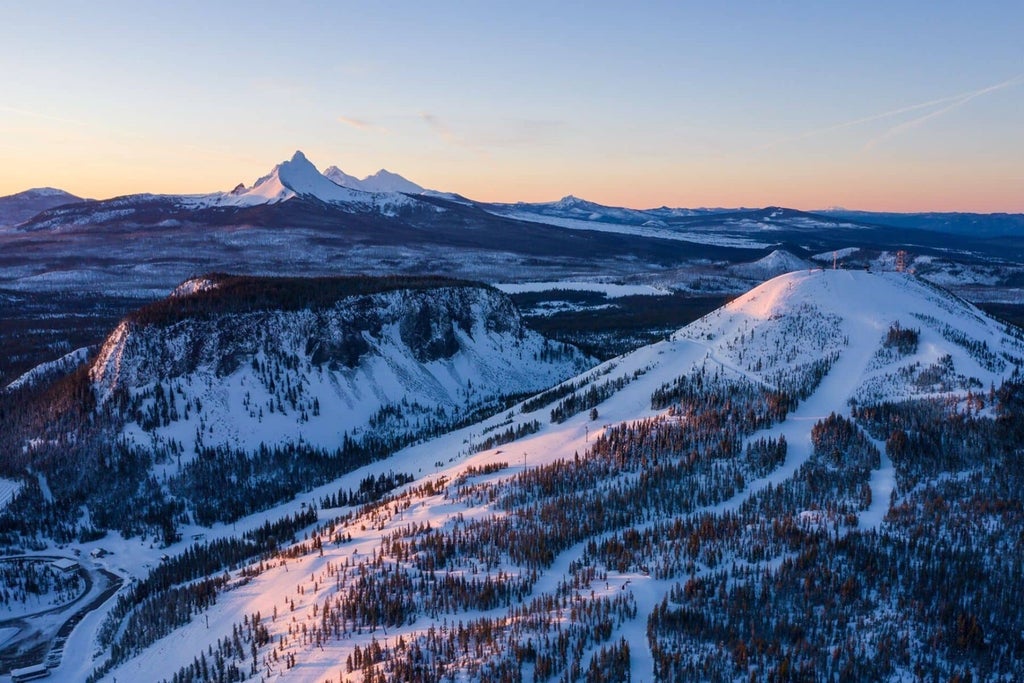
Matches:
[[863, 74, 1024, 151], [419, 112, 488, 159], [419, 112, 459, 146], [337, 115, 387, 134], [0, 104, 87, 127], [760, 74, 1024, 152]]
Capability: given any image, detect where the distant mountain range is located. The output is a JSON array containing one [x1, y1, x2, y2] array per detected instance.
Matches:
[[1, 150, 1023, 305], [820, 209, 1024, 238], [3, 150, 1021, 236]]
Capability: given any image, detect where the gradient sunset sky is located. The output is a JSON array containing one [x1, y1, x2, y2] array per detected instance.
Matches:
[[1, 1, 1022, 211]]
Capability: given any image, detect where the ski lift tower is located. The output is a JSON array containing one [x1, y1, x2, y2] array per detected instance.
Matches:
[[895, 250, 908, 273]]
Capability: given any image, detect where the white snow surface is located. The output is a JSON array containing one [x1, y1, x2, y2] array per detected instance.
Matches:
[[169, 276, 219, 298], [729, 248, 815, 279], [325, 166, 426, 194], [87, 271, 1024, 682], [494, 208, 774, 249], [494, 281, 671, 297], [215, 151, 373, 207], [90, 286, 589, 453], [812, 246, 861, 262], [183, 152, 419, 214]]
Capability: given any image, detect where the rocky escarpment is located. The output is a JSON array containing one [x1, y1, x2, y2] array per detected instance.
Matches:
[[91, 274, 591, 452]]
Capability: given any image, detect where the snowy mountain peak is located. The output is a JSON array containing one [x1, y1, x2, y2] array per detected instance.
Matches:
[[322, 165, 425, 194], [360, 169, 424, 194], [554, 194, 587, 208], [322, 165, 361, 188], [730, 249, 814, 280], [0, 186, 85, 227], [273, 150, 337, 195], [19, 187, 72, 198], [722, 269, 919, 322], [219, 151, 373, 207], [679, 269, 1021, 404]]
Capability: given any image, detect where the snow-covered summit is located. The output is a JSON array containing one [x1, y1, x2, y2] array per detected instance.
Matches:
[[677, 269, 1023, 404], [195, 151, 427, 215], [15, 187, 72, 198], [552, 195, 592, 210], [729, 249, 814, 280], [322, 165, 362, 188], [359, 169, 425, 194], [323, 165, 426, 194], [0, 186, 85, 227], [219, 151, 372, 207]]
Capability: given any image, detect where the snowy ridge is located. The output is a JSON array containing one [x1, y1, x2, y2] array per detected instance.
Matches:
[[495, 206, 774, 248], [89, 320, 134, 401], [87, 270, 1024, 683], [169, 276, 220, 298], [3, 346, 90, 392], [486, 200, 871, 250], [204, 151, 389, 209], [494, 281, 671, 298], [321, 165, 362, 189], [90, 282, 591, 452], [324, 166, 426, 194]]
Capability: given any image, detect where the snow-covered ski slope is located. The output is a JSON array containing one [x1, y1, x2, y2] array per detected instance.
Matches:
[[89, 270, 1024, 682]]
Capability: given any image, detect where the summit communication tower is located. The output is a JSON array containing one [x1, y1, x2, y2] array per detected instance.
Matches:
[[896, 250, 908, 273]]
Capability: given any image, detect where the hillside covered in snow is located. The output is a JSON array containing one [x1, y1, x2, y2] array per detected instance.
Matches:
[[0, 187, 85, 228], [3, 270, 1014, 681], [0, 275, 590, 540]]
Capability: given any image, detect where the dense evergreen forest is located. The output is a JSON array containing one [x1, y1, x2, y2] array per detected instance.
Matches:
[[129, 366, 1024, 683]]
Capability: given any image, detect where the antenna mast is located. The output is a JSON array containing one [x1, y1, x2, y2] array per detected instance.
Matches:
[[896, 250, 907, 273]]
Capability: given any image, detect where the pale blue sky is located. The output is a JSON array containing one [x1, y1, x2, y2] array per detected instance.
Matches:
[[1, 1, 1021, 210]]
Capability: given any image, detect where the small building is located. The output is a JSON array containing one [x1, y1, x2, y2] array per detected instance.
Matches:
[[49, 558, 78, 575], [10, 663, 50, 681], [89, 548, 107, 559]]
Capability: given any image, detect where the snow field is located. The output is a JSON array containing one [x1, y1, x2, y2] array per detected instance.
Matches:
[[493, 281, 671, 298]]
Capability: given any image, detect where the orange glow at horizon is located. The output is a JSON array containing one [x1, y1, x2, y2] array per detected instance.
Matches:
[[2, 149, 1021, 215]]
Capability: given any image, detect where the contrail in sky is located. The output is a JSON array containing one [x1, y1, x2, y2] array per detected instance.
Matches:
[[760, 74, 1024, 151], [0, 104, 86, 127], [863, 74, 1024, 150]]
